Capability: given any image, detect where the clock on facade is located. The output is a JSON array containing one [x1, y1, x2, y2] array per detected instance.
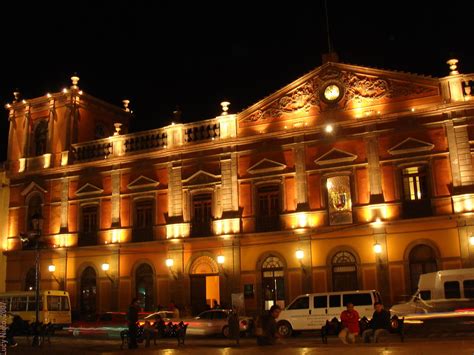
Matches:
[[323, 84, 341, 101]]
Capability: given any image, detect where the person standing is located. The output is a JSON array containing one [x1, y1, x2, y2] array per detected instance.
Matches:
[[256, 304, 281, 346], [127, 298, 140, 349], [338, 302, 360, 344], [362, 302, 391, 343], [228, 308, 240, 346]]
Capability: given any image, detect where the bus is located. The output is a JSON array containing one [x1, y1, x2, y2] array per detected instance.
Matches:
[[0, 290, 71, 328]]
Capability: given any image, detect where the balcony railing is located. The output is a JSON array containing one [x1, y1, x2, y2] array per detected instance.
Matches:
[[124, 128, 167, 153], [72, 138, 113, 162], [184, 121, 220, 143]]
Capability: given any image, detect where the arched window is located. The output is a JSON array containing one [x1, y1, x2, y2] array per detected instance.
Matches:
[[34, 120, 48, 156], [332, 251, 358, 291], [24, 268, 36, 291], [135, 264, 154, 311], [27, 194, 43, 231], [261, 255, 285, 310], [80, 267, 97, 316], [409, 244, 437, 293]]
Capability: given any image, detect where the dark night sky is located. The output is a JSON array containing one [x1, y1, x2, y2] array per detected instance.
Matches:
[[0, 1, 473, 161]]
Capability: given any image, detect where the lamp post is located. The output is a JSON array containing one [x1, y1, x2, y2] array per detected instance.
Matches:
[[30, 212, 44, 347]]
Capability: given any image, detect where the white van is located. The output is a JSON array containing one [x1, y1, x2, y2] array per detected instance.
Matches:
[[277, 290, 382, 336], [390, 268, 474, 316]]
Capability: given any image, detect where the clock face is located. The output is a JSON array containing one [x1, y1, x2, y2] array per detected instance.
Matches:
[[324, 84, 340, 101]]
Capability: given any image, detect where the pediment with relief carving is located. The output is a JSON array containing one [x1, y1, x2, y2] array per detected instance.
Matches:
[[239, 62, 440, 125]]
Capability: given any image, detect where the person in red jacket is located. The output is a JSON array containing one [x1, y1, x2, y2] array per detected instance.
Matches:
[[338, 302, 360, 344]]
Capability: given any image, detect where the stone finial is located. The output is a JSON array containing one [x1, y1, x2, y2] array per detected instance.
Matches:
[[172, 106, 182, 122], [122, 99, 130, 112], [113, 122, 122, 136], [70, 75, 80, 89], [13, 90, 20, 102], [447, 58, 459, 75], [220, 101, 230, 115]]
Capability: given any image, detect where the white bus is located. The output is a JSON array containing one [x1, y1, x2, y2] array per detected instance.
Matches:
[[0, 290, 71, 328]]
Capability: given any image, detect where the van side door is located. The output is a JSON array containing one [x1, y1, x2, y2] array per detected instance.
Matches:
[[285, 295, 311, 330], [311, 295, 328, 328], [327, 294, 342, 321]]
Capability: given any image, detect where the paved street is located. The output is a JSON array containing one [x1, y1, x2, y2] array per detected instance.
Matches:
[[6, 334, 474, 355]]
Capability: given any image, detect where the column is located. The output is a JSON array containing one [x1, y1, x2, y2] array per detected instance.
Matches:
[[294, 141, 308, 210], [446, 119, 474, 190], [60, 177, 69, 232], [365, 136, 384, 203], [111, 169, 121, 227], [22, 106, 31, 158]]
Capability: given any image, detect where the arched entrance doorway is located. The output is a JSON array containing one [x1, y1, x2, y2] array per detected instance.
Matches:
[[80, 266, 97, 317], [189, 256, 220, 315], [409, 244, 438, 293], [261, 255, 285, 311], [332, 250, 358, 291], [135, 264, 154, 311]]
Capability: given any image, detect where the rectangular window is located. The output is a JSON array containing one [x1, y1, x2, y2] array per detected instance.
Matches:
[[47, 295, 61, 311], [288, 296, 309, 310], [463, 280, 474, 298], [343, 293, 372, 306], [256, 185, 280, 232], [419, 290, 432, 300], [314, 296, 327, 309], [135, 200, 153, 229], [444, 281, 461, 299], [329, 294, 341, 308], [402, 166, 428, 201], [191, 193, 212, 237], [82, 206, 98, 233]]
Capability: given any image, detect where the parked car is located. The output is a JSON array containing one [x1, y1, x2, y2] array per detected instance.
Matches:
[[66, 311, 149, 338], [183, 309, 252, 337], [277, 290, 382, 337]]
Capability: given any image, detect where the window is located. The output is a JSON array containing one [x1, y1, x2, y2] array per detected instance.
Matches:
[[464, 280, 474, 298], [314, 296, 327, 309], [136, 263, 154, 311], [191, 193, 212, 237], [133, 199, 154, 242], [329, 295, 341, 308], [409, 244, 437, 293], [213, 311, 227, 320], [419, 290, 431, 300], [444, 281, 461, 299], [199, 311, 213, 319], [24, 268, 36, 291], [47, 296, 62, 311], [262, 255, 285, 311], [288, 296, 309, 310], [80, 205, 99, 246], [332, 251, 358, 291], [343, 293, 372, 306], [80, 267, 97, 316], [10, 297, 27, 311], [33, 120, 48, 156], [402, 166, 428, 201], [27, 195, 43, 232], [256, 185, 280, 232], [27, 296, 43, 311]]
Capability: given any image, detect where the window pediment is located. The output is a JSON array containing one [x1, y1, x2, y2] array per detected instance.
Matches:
[[21, 181, 47, 196], [247, 158, 286, 175], [127, 175, 159, 190], [388, 137, 434, 156], [76, 183, 104, 196], [183, 170, 220, 186], [315, 148, 357, 166]]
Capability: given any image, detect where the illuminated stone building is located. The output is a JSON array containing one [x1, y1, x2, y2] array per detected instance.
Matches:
[[2, 59, 474, 316]]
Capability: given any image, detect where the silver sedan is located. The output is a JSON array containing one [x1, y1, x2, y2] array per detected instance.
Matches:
[[183, 309, 252, 337]]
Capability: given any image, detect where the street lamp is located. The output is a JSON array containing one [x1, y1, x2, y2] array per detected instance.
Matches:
[[30, 211, 44, 347]]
